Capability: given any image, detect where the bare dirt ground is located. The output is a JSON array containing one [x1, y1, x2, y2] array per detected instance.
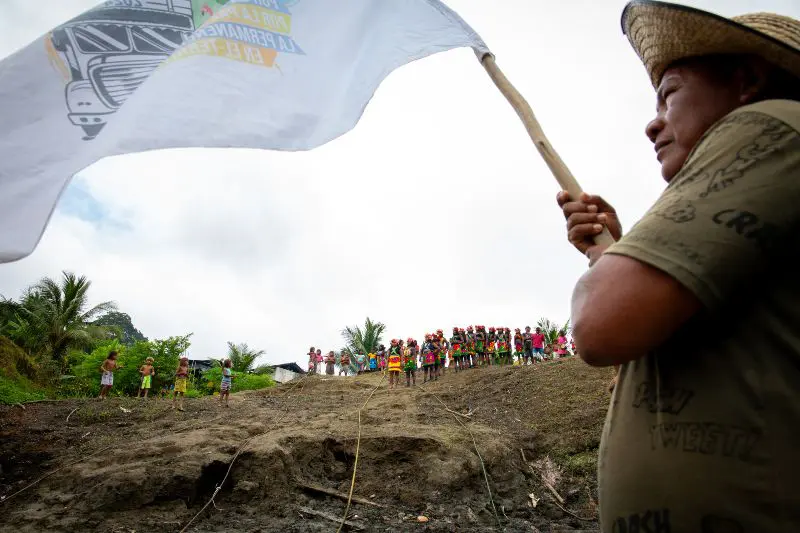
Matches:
[[0, 358, 613, 532]]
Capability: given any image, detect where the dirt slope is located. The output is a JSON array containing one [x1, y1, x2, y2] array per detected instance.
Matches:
[[0, 358, 613, 532]]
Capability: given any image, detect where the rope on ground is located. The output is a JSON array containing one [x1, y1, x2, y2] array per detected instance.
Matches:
[[179, 374, 313, 533], [336, 372, 386, 533], [0, 444, 114, 505], [417, 384, 502, 529]]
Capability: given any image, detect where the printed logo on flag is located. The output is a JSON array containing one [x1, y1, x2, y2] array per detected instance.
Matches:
[[167, 0, 304, 68], [44, 0, 302, 141]]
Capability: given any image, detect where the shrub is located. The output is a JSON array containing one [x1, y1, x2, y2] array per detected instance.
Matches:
[[57, 375, 99, 398], [0, 335, 38, 379], [203, 366, 274, 394], [73, 335, 191, 397], [0, 375, 47, 404]]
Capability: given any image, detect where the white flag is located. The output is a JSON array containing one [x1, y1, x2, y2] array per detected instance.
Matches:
[[0, 0, 488, 262]]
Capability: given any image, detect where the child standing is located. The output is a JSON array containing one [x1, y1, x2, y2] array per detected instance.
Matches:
[[138, 357, 155, 398], [219, 358, 234, 407], [98, 350, 119, 399], [556, 331, 569, 358], [173, 356, 190, 411], [339, 351, 351, 376], [315, 349, 323, 373], [368, 351, 377, 372], [377, 345, 387, 373], [355, 353, 366, 374], [325, 351, 336, 375], [308, 347, 316, 374]]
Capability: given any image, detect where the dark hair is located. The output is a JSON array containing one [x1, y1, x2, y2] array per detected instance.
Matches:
[[760, 64, 800, 102], [108, 351, 118, 358], [674, 54, 800, 102]]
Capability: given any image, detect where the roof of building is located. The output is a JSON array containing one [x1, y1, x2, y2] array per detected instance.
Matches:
[[274, 362, 306, 374]]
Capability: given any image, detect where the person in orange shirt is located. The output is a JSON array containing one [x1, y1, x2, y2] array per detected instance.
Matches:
[[387, 339, 403, 390]]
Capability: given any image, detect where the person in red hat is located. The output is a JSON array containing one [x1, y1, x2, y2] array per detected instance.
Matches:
[[450, 327, 464, 372], [475, 326, 487, 366], [403, 338, 417, 387], [421, 334, 436, 383], [465, 326, 476, 368], [435, 329, 447, 377], [513, 328, 524, 364], [387, 339, 402, 389], [486, 327, 496, 366], [497, 327, 511, 365]]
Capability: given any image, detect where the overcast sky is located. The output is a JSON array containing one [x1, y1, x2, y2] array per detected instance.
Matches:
[[1, 0, 798, 367]]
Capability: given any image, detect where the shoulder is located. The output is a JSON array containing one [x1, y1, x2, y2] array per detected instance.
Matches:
[[679, 99, 800, 178], [736, 99, 800, 131]]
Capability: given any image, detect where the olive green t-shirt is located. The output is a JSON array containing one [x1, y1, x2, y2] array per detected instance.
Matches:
[[600, 99, 800, 533]]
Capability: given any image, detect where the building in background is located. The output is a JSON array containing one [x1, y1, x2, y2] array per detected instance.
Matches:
[[272, 362, 305, 383]]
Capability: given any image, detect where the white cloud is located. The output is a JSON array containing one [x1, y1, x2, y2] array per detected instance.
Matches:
[[1, 0, 798, 366]]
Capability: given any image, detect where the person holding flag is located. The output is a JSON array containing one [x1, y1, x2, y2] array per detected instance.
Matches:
[[561, 2, 800, 531]]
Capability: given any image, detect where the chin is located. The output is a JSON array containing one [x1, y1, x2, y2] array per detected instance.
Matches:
[[661, 161, 680, 183]]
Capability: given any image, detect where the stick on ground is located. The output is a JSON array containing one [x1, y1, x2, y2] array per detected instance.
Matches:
[[297, 481, 386, 508], [65, 408, 79, 423], [299, 506, 364, 530]]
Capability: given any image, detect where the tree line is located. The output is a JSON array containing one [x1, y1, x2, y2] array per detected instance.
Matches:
[[0, 271, 273, 403]]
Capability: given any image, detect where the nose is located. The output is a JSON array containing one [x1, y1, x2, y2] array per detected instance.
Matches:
[[645, 114, 665, 144]]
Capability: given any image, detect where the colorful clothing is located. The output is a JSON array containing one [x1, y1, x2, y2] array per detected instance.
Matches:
[[368, 353, 377, 370], [403, 348, 416, 371], [221, 368, 232, 391], [174, 376, 188, 393], [532, 333, 546, 349], [422, 342, 435, 366], [556, 336, 568, 356], [387, 347, 402, 372], [141, 375, 152, 389]]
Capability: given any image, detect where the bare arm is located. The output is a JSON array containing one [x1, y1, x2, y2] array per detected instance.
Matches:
[[571, 250, 701, 367]]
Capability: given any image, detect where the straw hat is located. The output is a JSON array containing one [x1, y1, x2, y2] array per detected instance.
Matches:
[[622, 0, 800, 88]]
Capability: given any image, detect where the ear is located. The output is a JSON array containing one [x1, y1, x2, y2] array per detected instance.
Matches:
[[737, 57, 771, 105]]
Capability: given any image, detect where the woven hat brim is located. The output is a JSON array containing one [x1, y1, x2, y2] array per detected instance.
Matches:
[[622, 0, 800, 88]]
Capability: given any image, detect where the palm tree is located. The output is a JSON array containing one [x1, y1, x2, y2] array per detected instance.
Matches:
[[536, 317, 571, 345], [0, 297, 22, 337], [225, 341, 265, 372], [341, 317, 385, 357], [8, 272, 115, 366]]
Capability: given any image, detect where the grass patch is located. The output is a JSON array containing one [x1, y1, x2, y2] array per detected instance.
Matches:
[[559, 449, 599, 478], [0, 375, 47, 404]]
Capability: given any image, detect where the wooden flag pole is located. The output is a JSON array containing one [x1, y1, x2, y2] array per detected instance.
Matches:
[[480, 54, 615, 248]]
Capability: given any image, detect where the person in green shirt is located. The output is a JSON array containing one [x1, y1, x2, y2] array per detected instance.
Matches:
[[558, 2, 800, 532]]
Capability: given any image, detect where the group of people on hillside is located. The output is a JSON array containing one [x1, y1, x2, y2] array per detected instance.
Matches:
[[96, 351, 235, 409], [307, 325, 574, 388]]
